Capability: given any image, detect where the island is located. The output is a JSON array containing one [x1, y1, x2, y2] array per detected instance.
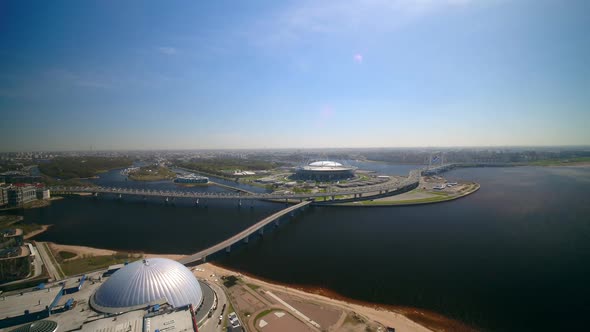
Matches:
[[126, 165, 176, 181]]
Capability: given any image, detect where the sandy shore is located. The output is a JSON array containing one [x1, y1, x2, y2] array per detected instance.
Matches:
[[41, 242, 475, 331], [24, 225, 52, 240], [204, 263, 477, 332]]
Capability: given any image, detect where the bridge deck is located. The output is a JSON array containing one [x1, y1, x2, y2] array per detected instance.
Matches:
[[50, 170, 421, 200], [178, 200, 312, 265]]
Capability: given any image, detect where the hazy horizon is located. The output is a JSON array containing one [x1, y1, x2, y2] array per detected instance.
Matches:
[[1, 0, 589, 151]]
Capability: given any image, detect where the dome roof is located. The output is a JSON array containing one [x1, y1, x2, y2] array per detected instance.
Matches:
[[10, 321, 58, 332], [92, 258, 202, 313], [308, 161, 343, 167]]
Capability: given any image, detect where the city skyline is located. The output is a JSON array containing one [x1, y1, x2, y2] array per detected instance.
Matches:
[[1, 0, 589, 151]]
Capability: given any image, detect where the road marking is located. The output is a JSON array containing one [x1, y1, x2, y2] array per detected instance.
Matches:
[[266, 291, 321, 328]]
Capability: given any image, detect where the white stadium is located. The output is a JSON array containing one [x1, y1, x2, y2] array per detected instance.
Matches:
[[295, 161, 357, 181]]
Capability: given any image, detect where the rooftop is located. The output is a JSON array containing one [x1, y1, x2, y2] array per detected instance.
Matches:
[[0, 287, 62, 320]]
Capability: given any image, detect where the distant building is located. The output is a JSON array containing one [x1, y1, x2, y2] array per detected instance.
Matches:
[[7, 185, 37, 206], [0, 185, 7, 207], [36, 188, 51, 200], [294, 161, 356, 181]]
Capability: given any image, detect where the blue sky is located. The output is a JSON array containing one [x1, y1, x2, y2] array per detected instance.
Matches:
[[1, 0, 589, 151]]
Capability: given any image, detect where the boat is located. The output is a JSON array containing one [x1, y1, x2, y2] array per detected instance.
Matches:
[[174, 173, 209, 184]]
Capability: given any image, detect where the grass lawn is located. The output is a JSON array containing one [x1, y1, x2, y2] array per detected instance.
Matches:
[[254, 309, 273, 322], [60, 252, 142, 276], [246, 283, 260, 291], [57, 251, 77, 260]]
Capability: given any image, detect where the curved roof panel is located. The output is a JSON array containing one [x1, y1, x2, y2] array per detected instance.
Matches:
[[308, 161, 343, 167], [93, 258, 202, 312]]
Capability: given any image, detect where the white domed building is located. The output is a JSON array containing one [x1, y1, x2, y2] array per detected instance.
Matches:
[[295, 161, 356, 181], [90, 258, 203, 314]]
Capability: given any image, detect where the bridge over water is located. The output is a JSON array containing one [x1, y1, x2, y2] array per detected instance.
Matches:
[[179, 200, 312, 265], [50, 170, 421, 266], [50, 169, 422, 203]]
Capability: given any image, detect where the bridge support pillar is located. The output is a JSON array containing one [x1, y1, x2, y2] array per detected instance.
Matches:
[[118, 194, 122, 199], [238, 199, 242, 208], [225, 246, 231, 253], [258, 228, 264, 236], [203, 256, 207, 263], [274, 220, 279, 227], [331, 196, 335, 201], [165, 197, 169, 204], [195, 199, 199, 206], [244, 236, 249, 244]]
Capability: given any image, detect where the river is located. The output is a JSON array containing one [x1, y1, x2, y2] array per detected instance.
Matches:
[[4, 163, 590, 331]]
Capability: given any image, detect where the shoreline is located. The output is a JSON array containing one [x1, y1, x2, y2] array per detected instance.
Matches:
[[336, 182, 480, 207], [207, 263, 478, 332], [40, 240, 476, 332], [24, 224, 52, 239], [46, 242, 187, 262]]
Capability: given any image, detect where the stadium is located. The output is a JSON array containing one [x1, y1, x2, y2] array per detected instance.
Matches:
[[90, 258, 204, 314], [294, 161, 357, 181]]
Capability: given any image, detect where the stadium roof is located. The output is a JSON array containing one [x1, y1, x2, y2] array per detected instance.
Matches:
[[91, 258, 203, 313], [308, 161, 343, 167]]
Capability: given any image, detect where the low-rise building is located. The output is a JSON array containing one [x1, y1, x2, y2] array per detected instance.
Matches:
[[7, 185, 37, 206], [1, 228, 24, 249], [36, 188, 51, 200], [0, 185, 8, 206]]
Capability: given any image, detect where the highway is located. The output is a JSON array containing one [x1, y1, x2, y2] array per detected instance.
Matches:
[[49, 169, 421, 201]]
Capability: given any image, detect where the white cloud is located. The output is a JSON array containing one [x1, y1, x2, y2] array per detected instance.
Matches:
[[250, 0, 479, 47]]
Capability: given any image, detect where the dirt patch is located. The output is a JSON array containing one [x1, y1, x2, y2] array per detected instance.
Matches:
[[47, 242, 186, 262], [208, 263, 478, 332]]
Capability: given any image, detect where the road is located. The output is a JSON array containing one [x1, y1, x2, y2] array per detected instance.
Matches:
[[35, 241, 61, 281], [29, 243, 43, 279], [49, 169, 421, 201], [199, 279, 229, 332]]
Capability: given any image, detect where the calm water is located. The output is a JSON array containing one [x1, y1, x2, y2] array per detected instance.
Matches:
[[5, 165, 590, 331]]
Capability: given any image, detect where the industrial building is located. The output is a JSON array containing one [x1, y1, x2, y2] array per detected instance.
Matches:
[[294, 161, 357, 181], [1, 258, 214, 332]]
